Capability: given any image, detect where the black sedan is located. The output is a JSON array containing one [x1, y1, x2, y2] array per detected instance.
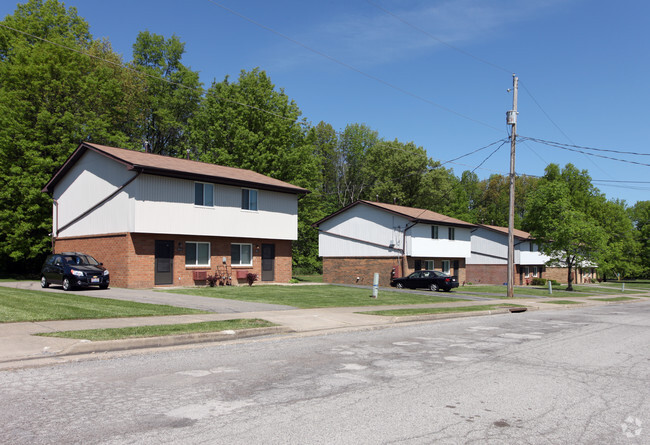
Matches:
[[40, 252, 110, 291], [390, 270, 459, 292]]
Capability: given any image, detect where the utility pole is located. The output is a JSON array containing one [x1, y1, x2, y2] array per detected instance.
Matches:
[[506, 74, 518, 298]]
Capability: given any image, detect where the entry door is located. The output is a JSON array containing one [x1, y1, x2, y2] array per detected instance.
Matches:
[[261, 244, 275, 282], [155, 240, 174, 285]]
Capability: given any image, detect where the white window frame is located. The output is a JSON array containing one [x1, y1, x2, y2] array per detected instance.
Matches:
[[448, 227, 455, 240], [231, 243, 253, 267], [194, 182, 214, 207], [442, 260, 450, 274], [241, 188, 258, 211], [424, 260, 435, 270], [524, 266, 530, 278], [185, 241, 211, 267], [532, 266, 538, 277]]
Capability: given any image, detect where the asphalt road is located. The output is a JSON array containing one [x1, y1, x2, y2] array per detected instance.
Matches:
[[1, 300, 648, 444]]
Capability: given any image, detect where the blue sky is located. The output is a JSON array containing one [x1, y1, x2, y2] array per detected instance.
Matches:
[[5, 0, 650, 204]]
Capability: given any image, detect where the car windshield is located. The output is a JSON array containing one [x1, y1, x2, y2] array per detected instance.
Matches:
[[64, 255, 99, 266]]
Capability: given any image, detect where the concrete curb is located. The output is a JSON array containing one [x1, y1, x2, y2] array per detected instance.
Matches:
[[58, 326, 293, 356], [386, 306, 538, 324]]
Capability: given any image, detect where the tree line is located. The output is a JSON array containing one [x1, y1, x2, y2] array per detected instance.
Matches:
[[1, 0, 648, 279]]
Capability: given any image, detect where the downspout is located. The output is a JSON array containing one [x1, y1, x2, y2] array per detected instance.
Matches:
[[51, 198, 58, 253]]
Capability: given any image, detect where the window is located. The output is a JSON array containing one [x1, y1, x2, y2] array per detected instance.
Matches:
[[529, 243, 534, 252], [241, 188, 258, 211], [524, 266, 530, 278], [194, 182, 213, 206], [532, 266, 538, 277], [442, 260, 450, 274], [231, 243, 252, 266], [431, 226, 438, 239], [425, 260, 435, 270], [448, 227, 455, 240], [186, 242, 210, 266]]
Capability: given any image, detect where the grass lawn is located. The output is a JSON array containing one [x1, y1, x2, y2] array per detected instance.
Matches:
[[292, 274, 324, 283], [589, 296, 639, 302], [590, 281, 650, 291], [36, 319, 275, 341], [458, 285, 645, 298], [543, 300, 584, 305], [0, 287, 207, 323], [165, 285, 461, 308], [358, 303, 525, 316]]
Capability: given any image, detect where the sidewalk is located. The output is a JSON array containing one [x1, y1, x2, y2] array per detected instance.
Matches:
[[1, 281, 647, 369]]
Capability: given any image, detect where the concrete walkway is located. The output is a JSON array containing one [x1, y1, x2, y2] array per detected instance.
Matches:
[[1, 281, 647, 369]]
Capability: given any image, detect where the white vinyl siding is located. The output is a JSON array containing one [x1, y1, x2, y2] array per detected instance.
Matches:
[[317, 205, 406, 257], [52, 150, 135, 237], [134, 176, 298, 240], [50, 150, 300, 241]]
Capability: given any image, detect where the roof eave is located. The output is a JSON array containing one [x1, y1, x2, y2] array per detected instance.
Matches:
[[135, 165, 309, 194]]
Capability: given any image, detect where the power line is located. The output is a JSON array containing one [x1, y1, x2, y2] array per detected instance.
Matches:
[[472, 140, 508, 173], [440, 138, 508, 166], [204, 0, 502, 132], [520, 136, 650, 157], [519, 82, 574, 144], [521, 136, 650, 167]]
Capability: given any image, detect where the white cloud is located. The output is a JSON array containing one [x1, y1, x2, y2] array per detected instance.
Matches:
[[271, 0, 565, 70]]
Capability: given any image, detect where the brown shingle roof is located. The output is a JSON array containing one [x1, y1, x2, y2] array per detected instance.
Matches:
[[478, 224, 531, 240], [43, 142, 310, 194], [313, 200, 475, 228]]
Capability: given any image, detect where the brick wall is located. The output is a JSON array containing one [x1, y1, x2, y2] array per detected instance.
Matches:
[[55, 234, 129, 288], [56, 233, 293, 288], [323, 256, 467, 287], [466, 264, 508, 285], [323, 257, 401, 287], [466, 264, 551, 285]]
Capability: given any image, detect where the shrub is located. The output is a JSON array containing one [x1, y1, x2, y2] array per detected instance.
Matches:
[[246, 273, 258, 286], [206, 275, 218, 287], [531, 277, 546, 286]]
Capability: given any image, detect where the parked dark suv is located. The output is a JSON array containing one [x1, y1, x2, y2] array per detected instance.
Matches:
[[40, 252, 110, 291]]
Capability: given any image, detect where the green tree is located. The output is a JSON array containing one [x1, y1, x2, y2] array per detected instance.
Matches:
[[0, 0, 144, 271], [363, 139, 432, 207], [190, 68, 321, 272], [334, 124, 379, 207], [594, 198, 641, 279], [523, 164, 607, 290], [131, 31, 202, 157], [630, 201, 650, 277]]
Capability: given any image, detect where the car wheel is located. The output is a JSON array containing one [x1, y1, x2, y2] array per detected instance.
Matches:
[[62, 277, 72, 291], [99, 284, 108, 290], [429, 283, 439, 292], [40, 276, 49, 288], [396, 282, 404, 289]]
